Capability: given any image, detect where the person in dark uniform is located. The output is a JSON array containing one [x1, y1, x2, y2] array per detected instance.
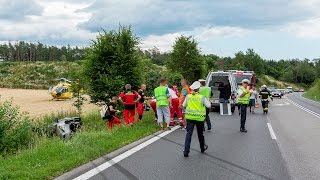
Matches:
[[137, 84, 150, 122], [259, 85, 273, 113]]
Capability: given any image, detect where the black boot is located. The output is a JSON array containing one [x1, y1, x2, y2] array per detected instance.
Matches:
[[201, 145, 208, 153]]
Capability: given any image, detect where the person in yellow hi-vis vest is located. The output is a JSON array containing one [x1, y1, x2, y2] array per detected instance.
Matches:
[[199, 79, 212, 131], [183, 81, 211, 157], [237, 79, 251, 133], [154, 78, 172, 130]]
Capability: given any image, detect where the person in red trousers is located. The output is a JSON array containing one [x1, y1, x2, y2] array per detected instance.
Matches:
[[168, 85, 182, 126], [137, 84, 150, 122], [150, 98, 157, 123], [119, 84, 141, 126], [106, 96, 122, 129]]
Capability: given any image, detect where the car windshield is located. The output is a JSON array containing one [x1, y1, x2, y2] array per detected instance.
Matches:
[[234, 75, 252, 84]]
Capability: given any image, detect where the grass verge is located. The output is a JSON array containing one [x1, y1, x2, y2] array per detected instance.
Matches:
[[0, 112, 159, 179], [303, 79, 320, 102]]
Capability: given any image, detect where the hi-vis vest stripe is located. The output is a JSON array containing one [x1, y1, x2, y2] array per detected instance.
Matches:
[[238, 87, 250, 105], [185, 94, 206, 121]]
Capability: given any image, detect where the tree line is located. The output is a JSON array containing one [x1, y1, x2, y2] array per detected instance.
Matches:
[[144, 43, 320, 87], [0, 41, 86, 61], [1, 25, 319, 102], [83, 26, 320, 102]]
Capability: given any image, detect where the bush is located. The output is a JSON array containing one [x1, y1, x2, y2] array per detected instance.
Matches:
[[0, 100, 33, 155], [84, 26, 142, 102]]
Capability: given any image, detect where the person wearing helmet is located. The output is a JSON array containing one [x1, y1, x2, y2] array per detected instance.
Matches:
[[183, 81, 211, 157], [259, 85, 273, 112], [237, 79, 251, 133]]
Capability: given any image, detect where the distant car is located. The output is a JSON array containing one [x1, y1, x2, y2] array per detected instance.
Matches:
[[271, 89, 282, 98], [299, 89, 305, 92], [277, 89, 285, 96]]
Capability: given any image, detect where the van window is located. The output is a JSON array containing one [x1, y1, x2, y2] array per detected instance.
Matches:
[[209, 75, 231, 99], [234, 75, 252, 84]]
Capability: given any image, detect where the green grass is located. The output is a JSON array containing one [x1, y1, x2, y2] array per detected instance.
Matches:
[[0, 112, 159, 179], [257, 75, 302, 89], [303, 79, 320, 102]]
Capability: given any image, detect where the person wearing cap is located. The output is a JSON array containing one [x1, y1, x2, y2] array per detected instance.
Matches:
[[259, 85, 273, 112], [199, 79, 212, 131], [237, 79, 251, 132], [183, 81, 211, 157], [119, 84, 141, 126], [154, 78, 172, 130]]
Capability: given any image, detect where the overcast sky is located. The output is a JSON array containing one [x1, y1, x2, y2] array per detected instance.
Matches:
[[0, 0, 320, 59]]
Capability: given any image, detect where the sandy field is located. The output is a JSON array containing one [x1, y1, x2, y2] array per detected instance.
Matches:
[[0, 88, 99, 118]]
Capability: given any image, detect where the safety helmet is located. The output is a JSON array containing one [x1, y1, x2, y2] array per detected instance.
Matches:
[[241, 79, 250, 84], [190, 81, 201, 90], [262, 85, 267, 88]]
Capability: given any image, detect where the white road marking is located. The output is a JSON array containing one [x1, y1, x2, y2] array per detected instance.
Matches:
[[273, 102, 290, 106], [267, 123, 277, 140], [287, 98, 320, 119], [73, 126, 180, 180]]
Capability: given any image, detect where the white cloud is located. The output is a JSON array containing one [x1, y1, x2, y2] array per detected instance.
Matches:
[[283, 18, 320, 39], [0, 1, 96, 45], [140, 26, 250, 52], [141, 33, 181, 52]]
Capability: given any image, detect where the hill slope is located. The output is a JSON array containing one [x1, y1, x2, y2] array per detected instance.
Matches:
[[303, 79, 320, 102], [0, 61, 82, 89], [257, 75, 301, 89]]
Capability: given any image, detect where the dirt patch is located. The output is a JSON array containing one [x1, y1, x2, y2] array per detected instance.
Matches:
[[0, 88, 98, 118]]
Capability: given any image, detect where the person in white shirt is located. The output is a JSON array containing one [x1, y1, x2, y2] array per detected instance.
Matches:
[[168, 85, 182, 126], [249, 86, 258, 113]]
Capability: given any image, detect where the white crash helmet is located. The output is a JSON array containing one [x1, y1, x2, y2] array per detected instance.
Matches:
[[262, 85, 267, 88]]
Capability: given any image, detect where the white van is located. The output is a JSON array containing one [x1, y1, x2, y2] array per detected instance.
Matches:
[[286, 86, 293, 93], [205, 71, 238, 113]]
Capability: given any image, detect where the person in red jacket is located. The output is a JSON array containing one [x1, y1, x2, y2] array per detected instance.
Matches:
[[119, 84, 141, 126], [169, 85, 182, 126], [150, 98, 157, 123]]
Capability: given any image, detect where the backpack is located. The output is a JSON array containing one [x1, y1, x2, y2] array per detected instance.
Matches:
[[100, 104, 111, 120]]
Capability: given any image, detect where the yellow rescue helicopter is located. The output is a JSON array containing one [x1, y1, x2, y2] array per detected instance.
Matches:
[[49, 78, 73, 100]]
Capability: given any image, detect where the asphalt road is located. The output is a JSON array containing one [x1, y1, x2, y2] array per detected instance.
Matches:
[[270, 93, 320, 180], [61, 93, 320, 180]]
